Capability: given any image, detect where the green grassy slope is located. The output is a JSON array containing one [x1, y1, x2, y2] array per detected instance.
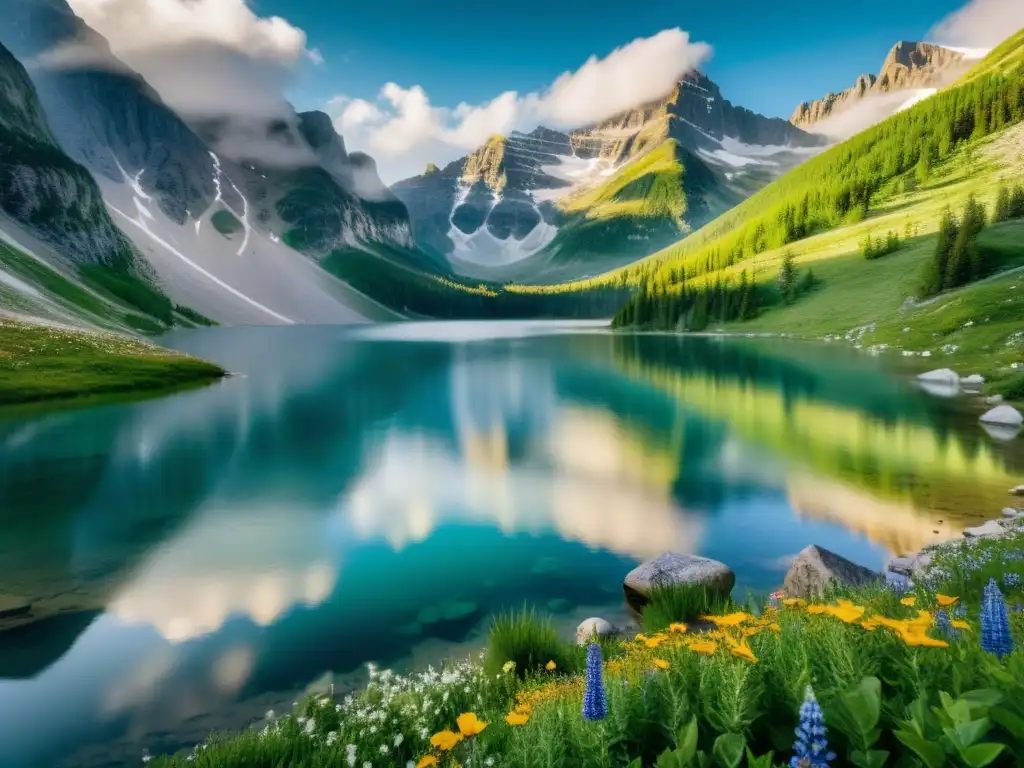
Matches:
[[596, 30, 1024, 392], [0, 319, 225, 407]]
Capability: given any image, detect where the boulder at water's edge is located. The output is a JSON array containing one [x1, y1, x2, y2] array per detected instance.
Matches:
[[576, 617, 619, 645], [783, 545, 881, 598], [623, 552, 734, 616]]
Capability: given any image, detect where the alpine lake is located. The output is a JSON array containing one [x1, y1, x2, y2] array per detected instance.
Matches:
[[0, 321, 1020, 767]]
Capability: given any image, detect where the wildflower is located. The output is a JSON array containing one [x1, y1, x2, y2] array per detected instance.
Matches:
[[456, 712, 488, 737], [380, 744, 390, 755], [545, 660, 557, 671], [783, 598, 806, 608], [430, 730, 464, 751], [582, 642, 608, 721], [704, 612, 754, 627], [394, 734, 404, 747], [934, 610, 960, 640], [502, 660, 516, 674], [981, 578, 1014, 659], [900, 596, 917, 606], [644, 634, 666, 648], [791, 685, 835, 768], [653, 658, 670, 670], [728, 638, 758, 664], [506, 710, 530, 726], [347, 744, 358, 767], [669, 622, 688, 633], [769, 590, 784, 610], [936, 594, 959, 607], [1005, 572, 1022, 589], [687, 640, 718, 655]]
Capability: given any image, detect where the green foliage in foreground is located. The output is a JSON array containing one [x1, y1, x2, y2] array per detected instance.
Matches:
[[0, 321, 224, 406], [485, 609, 578, 679], [641, 584, 734, 633], [152, 534, 1024, 768]]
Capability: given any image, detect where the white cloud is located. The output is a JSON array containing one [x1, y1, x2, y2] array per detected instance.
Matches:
[[330, 28, 712, 183], [928, 0, 1024, 49], [63, 0, 318, 119]]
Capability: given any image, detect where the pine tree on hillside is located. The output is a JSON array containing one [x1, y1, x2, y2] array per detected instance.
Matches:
[[994, 184, 1012, 222], [777, 251, 797, 303], [921, 207, 959, 297]]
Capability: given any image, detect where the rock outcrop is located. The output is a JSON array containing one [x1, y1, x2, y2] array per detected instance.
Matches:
[[782, 545, 881, 598], [790, 41, 971, 132], [576, 617, 619, 645], [980, 405, 1023, 427]]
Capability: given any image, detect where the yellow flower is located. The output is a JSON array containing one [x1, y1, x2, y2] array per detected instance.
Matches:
[[430, 730, 464, 751], [768, 623, 780, 632], [634, 633, 649, 642], [704, 612, 754, 627], [545, 660, 557, 671], [669, 622, 688, 634], [951, 619, 971, 631], [502, 660, 516, 674], [742, 626, 763, 637], [644, 635, 666, 648], [825, 603, 866, 624], [456, 712, 488, 737], [687, 640, 718, 655], [607, 660, 622, 672], [899, 629, 949, 648], [782, 598, 805, 608], [861, 619, 880, 631], [506, 711, 530, 726], [936, 594, 959, 607], [417, 757, 439, 768], [806, 604, 828, 615], [729, 640, 758, 664], [900, 596, 917, 606], [653, 658, 670, 670]]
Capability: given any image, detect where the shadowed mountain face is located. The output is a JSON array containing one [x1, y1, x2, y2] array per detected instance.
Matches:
[[0, 0, 436, 326], [393, 72, 823, 280], [789, 41, 972, 133]]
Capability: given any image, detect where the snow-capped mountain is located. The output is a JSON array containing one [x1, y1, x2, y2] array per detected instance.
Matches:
[[0, 0, 428, 326], [393, 72, 825, 280], [790, 41, 980, 138]]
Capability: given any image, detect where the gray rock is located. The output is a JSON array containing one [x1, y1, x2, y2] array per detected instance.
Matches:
[[576, 617, 619, 645], [1002, 507, 1022, 517], [623, 552, 734, 615], [886, 551, 934, 578], [985, 395, 1004, 405], [918, 368, 959, 384], [1012, 486, 1024, 497], [963, 520, 1007, 538], [0, 596, 31, 620], [961, 374, 985, 387], [980, 405, 1023, 427], [782, 545, 881, 598]]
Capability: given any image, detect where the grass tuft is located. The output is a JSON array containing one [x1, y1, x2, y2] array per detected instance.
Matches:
[[641, 583, 734, 633], [484, 608, 574, 678]]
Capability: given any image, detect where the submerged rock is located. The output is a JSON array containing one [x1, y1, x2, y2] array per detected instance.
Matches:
[[623, 552, 734, 616], [782, 545, 881, 598], [576, 617, 619, 645], [0, 596, 31, 620], [981, 405, 1023, 426]]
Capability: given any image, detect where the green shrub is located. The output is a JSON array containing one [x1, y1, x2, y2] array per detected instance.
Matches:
[[994, 371, 1024, 402], [641, 583, 734, 633], [80, 266, 174, 325], [484, 608, 574, 677]]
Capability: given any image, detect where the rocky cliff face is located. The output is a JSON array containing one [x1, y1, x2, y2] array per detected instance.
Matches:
[[0, 40, 136, 268], [790, 41, 971, 130], [393, 71, 823, 272]]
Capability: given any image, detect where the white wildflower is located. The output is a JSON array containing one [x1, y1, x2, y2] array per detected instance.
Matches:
[[394, 734, 404, 747], [380, 744, 390, 754]]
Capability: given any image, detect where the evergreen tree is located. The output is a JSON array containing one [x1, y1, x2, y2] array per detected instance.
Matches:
[[920, 207, 958, 297], [777, 251, 797, 303], [994, 183, 1012, 222]]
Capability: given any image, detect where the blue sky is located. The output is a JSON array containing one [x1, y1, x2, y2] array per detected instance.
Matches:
[[268, 0, 969, 120]]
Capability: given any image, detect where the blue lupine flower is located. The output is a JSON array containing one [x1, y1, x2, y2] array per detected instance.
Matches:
[[934, 609, 960, 640], [953, 602, 968, 619], [1013, 603, 1023, 614], [582, 643, 607, 721], [790, 685, 835, 768], [981, 578, 1013, 659], [1004, 572, 1022, 589]]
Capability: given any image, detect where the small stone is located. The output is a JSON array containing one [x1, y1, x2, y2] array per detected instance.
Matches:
[[783, 545, 881, 598], [963, 520, 1007, 538], [961, 374, 985, 387], [0, 596, 31, 620], [575, 617, 619, 645], [986, 395, 1004, 405], [1002, 508, 1022, 517], [980, 405, 1023, 427], [1012, 486, 1024, 497]]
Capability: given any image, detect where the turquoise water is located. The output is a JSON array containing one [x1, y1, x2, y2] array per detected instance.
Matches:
[[0, 321, 1018, 767]]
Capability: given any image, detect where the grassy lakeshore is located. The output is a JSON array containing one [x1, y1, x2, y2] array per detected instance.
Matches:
[[0, 319, 225, 407], [151, 531, 1024, 768]]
